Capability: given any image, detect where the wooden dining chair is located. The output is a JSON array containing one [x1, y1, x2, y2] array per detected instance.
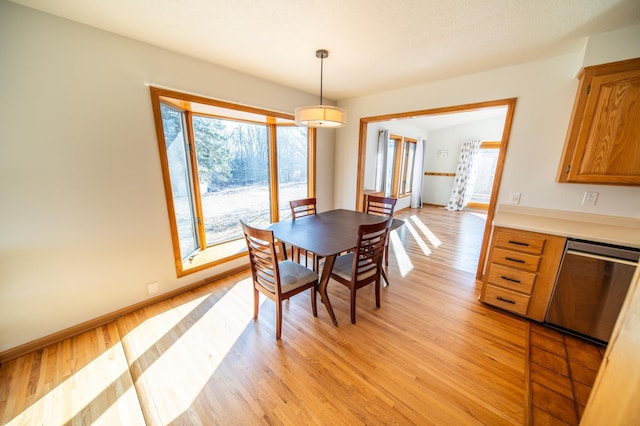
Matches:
[[330, 217, 393, 324], [290, 197, 317, 219], [241, 220, 318, 340], [365, 195, 397, 285], [289, 198, 320, 270]]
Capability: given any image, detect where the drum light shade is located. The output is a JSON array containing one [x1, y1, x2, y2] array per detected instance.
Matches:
[[294, 105, 347, 128], [295, 49, 347, 128]]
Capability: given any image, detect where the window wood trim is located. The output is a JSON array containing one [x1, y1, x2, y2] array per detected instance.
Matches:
[[481, 141, 501, 149], [386, 134, 417, 198], [268, 122, 280, 222], [389, 134, 402, 197], [308, 128, 317, 198], [149, 86, 315, 277], [184, 111, 208, 248], [400, 138, 417, 196]]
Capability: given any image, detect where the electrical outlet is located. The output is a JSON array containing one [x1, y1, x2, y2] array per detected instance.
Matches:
[[582, 191, 598, 206], [147, 281, 159, 296], [509, 192, 521, 205]]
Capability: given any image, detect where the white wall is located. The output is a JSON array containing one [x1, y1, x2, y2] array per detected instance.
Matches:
[[335, 25, 640, 219], [423, 115, 506, 206], [0, 2, 335, 352], [582, 25, 640, 68]]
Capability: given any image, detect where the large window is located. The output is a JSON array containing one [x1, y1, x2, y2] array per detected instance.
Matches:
[[468, 141, 500, 209], [277, 126, 310, 221], [151, 87, 315, 276], [398, 138, 417, 197], [383, 134, 417, 198]]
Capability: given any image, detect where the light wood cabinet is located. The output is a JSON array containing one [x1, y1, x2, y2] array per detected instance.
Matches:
[[480, 227, 566, 321], [557, 57, 640, 186]]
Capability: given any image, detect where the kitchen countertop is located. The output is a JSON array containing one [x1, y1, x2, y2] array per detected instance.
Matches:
[[493, 205, 640, 249]]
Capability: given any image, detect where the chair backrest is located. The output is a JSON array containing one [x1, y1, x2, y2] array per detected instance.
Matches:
[[351, 218, 393, 283], [241, 221, 282, 296], [366, 195, 397, 218], [290, 197, 317, 219]]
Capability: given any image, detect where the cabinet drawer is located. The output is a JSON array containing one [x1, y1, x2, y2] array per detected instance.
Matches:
[[492, 248, 541, 272], [494, 229, 545, 255], [483, 284, 530, 316], [487, 263, 536, 294]]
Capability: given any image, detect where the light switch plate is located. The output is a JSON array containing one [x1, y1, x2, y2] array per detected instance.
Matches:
[[582, 191, 598, 206]]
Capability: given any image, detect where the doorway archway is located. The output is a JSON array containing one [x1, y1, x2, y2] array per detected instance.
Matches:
[[355, 98, 517, 280]]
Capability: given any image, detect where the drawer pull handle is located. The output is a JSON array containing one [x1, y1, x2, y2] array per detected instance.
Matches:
[[508, 240, 530, 247], [497, 296, 516, 304], [501, 275, 521, 284], [505, 256, 525, 264]]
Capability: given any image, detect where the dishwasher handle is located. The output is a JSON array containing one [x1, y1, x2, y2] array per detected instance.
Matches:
[[566, 249, 639, 267]]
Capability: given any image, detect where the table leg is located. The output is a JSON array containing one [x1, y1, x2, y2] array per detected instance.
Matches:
[[318, 254, 338, 326]]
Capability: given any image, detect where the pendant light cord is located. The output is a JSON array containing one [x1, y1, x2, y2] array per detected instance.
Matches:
[[316, 49, 329, 106], [319, 54, 324, 106]]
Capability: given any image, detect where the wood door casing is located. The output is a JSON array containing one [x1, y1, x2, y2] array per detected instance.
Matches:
[[356, 98, 518, 281]]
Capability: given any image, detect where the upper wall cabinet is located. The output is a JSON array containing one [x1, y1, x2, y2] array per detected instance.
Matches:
[[557, 57, 640, 186]]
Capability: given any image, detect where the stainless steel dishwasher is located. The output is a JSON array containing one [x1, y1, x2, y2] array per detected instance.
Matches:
[[545, 239, 639, 344]]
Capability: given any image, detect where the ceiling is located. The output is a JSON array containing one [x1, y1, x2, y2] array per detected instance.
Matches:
[[10, 0, 640, 102]]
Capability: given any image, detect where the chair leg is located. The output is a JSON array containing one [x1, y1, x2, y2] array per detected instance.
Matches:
[[310, 285, 317, 316], [253, 286, 259, 320], [375, 278, 381, 308], [381, 267, 390, 286], [276, 301, 283, 340], [350, 287, 357, 324]]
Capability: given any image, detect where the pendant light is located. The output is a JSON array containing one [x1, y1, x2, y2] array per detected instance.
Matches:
[[295, 49, 347, 128]]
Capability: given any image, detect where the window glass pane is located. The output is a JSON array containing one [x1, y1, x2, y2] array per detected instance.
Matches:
[[405, 143, 416, 193], [399, 141, 408, 195], [384, 140, 396, 197], [193, 116, 270, 245], [277, 126, 308, 220], [160, 103, 198, 259], [470, 148, 499, 204]]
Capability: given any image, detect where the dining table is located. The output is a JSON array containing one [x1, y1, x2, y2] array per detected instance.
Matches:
[[267, 209, 403, 326]]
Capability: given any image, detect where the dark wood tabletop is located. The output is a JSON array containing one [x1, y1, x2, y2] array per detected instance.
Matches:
[[268, 209, 393, 256], [267, 209, 403, 325]]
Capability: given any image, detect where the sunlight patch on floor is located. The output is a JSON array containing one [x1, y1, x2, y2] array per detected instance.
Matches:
[[404, 220, 432, 256], [390, 230, 413, 277], [134, 278, 261, 424], [6, 344, 143, 426], [469, 211, 487, 220], [410, 215, 442, 248], [123, 293, 211, 357]]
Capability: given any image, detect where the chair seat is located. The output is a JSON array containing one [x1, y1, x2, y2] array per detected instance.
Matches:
[[332, 253, 377, 282], [258, 260, 318, 294]]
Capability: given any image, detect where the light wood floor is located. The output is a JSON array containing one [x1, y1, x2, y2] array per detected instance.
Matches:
[[0, 205, 530, 425]]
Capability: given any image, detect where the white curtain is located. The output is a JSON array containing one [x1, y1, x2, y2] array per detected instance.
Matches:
[[375, 129, 389, 193], [446, 139, 481, 211], [410, 138, 425, 208]]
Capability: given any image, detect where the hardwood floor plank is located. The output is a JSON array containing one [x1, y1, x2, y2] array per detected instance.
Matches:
[[0, 206, 530, 425], [0, 323, 144, 425]]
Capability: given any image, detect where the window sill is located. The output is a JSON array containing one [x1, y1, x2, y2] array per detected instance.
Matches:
[[180, 239, 247, 276]]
